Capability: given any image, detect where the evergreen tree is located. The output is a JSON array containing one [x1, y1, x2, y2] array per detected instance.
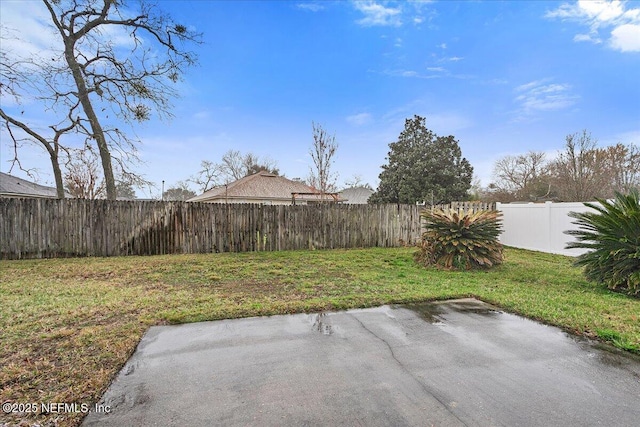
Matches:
[[370, 115, 473, 204]]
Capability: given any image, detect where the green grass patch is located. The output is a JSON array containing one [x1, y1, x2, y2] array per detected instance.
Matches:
[[1, 247, 639, 426]]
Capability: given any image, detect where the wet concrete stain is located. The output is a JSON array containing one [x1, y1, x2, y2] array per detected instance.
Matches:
[[311, 312, 333, 335], [399, 302, 446, 324], [399, 299, 501, 324]]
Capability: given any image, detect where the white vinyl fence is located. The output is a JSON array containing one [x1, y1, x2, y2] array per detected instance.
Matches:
[[496, 201, 599, 256]]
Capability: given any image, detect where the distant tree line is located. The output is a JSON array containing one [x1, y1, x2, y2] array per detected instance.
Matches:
[[487, 130, 640, 202]]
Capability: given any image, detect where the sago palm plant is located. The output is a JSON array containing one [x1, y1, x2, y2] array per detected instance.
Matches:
[[566, 190, 640, 295], [416, 208, 503, 270]]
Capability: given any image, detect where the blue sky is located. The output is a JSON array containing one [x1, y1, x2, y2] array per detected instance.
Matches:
[[1, 0, 639, 197]]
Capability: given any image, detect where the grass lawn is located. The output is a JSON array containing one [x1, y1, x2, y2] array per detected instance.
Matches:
[[1, 247, 639, 427]]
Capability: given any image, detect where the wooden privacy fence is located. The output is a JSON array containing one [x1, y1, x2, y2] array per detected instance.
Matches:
[[0, 198, 422, 259]]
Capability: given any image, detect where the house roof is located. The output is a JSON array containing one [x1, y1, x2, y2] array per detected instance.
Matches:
[[0, 172, 62, 198], [339, 186, 374, 204], [187, 171, 338, 203]]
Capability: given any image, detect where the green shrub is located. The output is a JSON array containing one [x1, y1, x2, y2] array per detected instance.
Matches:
[[566, 190, 640, 295], [415, 208, 504, 270]]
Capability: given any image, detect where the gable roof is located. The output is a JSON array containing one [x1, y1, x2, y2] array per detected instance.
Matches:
[[188, 171, 332, 203], [0, 172, 62, 198], [339, 186, 374, 204]]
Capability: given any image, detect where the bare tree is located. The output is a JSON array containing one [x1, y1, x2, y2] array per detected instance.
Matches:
[[220, 150, 279, 180], [1, 39, 74, 197], [0, 109, 74, 199], [191, 151, 279, 193], [243, 152, 279, 176], [191, 160, 223, 193], [490, 151, 550, 201], [64, 148, 105, 199], [488, 131, 640, 202], [1, 0, 200, 199], [549, 131, 610, 201], [604, 143, 640, 194], [343, 174, 363, 188], [308, 122, 338, 198], [220, 150, 247, 181], [63, 147, 144, 199]]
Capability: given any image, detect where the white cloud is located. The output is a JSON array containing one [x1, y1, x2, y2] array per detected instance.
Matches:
[[573, 33, 603, 43], [346, 113, 373, 126], [408, 0, 435, 6], [351, 0, 435, 28], [380, 65, 474, 80], [0, 1, 60, 60], [296, 3, 325, 12], [381, 69, 440, 79], [408, 0, 435, 27], [514, 79, 579, 118], [578, 0, 624, 21], [610, 23, 640, 51], [546, 0, 640, 52], [546, 0, 623, 21], [400, 70, 419, 77], [1, 1, 138, 63], [448, 56, 464, 62], [353, 1, 402, 27]]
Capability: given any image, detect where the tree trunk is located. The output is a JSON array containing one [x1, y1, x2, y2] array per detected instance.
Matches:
[[50, 150, 65, 199], [63, 42, 116, 200], [0, 108, 66, 198]]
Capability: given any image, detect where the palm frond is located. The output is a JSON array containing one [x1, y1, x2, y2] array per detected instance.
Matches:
[[565, 190, 640, 294], [415, 208, 503, 270]]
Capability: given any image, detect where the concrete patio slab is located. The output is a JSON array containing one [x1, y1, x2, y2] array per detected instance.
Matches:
[[82, 298, 640, 426]]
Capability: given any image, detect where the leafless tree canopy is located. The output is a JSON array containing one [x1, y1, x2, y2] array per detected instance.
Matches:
[[550, 133, 640, 201], [307, 122, 338, 197], [64, 148, 105, 199], [1, 42, 73, 198], [607, 143, 640, 193], [491, 151, 550, 201], [549, 131, 607, 201], [0, 0, 201, 199], [63, 147, 143, 199], [488, 130, 640, 202], [192, 150, 279, 193], [343, 174, 372, 190]]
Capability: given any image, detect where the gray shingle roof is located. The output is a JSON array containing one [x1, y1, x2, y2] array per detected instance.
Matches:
[[339, 186, 374, 204], [0, 172, 60, 198], [188, 171, 336, 203]]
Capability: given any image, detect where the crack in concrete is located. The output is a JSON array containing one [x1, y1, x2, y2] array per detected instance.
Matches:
[[349, 313, 470, 427]]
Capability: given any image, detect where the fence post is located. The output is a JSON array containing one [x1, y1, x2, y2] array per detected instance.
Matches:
[[545, 201, 552, 253]]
